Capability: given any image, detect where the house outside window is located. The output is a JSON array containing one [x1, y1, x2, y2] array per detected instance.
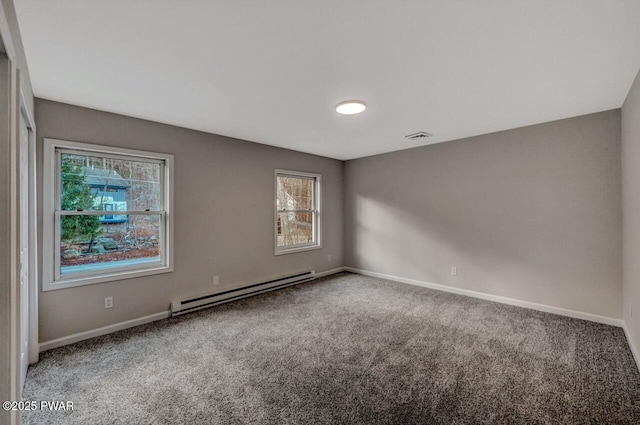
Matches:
[[42, 139, 174, 290], [275, 169, 321, 255]]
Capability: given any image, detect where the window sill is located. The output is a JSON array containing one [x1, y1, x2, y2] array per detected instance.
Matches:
[[275, 244, 322, 256], [42, 264, 173, 291]]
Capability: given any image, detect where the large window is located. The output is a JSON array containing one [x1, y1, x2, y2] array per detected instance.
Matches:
[[275, 169, 321, 255], [43, 139, 173, 290]]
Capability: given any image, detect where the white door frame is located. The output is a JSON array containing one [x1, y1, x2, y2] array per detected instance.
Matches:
[[16, 75, 37, 392], [1, 2, 36, 423], [18, 103, 28, 389], [1, 50, 21, 425], [20, 87, 38, 366]]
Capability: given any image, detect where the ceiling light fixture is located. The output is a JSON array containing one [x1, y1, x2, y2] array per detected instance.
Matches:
[[336, 100, 366, 115]]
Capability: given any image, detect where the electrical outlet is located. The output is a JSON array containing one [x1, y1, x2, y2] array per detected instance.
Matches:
[[213, 275, 220, 286], [451, 267, 458, 276], [104, 297, 113, 309]]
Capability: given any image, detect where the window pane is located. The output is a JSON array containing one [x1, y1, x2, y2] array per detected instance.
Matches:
[[276, 175, 314, 210], [60, 152, 162, 211], [60, 214, 161, 276], [277, 211, 314, 247]]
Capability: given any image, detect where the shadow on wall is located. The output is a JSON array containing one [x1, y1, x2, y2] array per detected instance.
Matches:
[[347, 112, 622, 318], [352, 195, 580, 297]]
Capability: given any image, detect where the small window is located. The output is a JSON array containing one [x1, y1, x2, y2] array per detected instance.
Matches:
[[43, 139, 173, 290], [275, 170, 321, 255]]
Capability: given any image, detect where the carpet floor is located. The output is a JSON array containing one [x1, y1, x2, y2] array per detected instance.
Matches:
[[23, 272, 640, 424]]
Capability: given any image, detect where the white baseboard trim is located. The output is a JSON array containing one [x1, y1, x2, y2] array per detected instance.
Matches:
[[38, 269, 346, 353], [39, 311, 170, 353], [344, 267, 623, 328], [38, 267, 625, 354], [315, 267, 346, 279], [623, 324, 640, 372]]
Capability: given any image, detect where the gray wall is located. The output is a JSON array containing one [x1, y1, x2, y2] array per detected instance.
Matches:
[[622, 68, 640, 359], [36, 99, 344, 342], [344, 110, 622, 319]]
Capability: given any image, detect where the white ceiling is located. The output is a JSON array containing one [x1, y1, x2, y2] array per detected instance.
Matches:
[[14, 0, 640, 160]]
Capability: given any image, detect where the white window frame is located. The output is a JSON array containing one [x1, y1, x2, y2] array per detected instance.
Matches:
[[274, 169, 321, 255], [42, 138, 174, 291]]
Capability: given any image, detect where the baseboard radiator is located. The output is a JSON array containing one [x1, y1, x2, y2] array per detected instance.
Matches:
[[170, 270, 316, 317]]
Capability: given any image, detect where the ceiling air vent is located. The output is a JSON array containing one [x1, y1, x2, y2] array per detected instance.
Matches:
[[405, 131, 433, 140]]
